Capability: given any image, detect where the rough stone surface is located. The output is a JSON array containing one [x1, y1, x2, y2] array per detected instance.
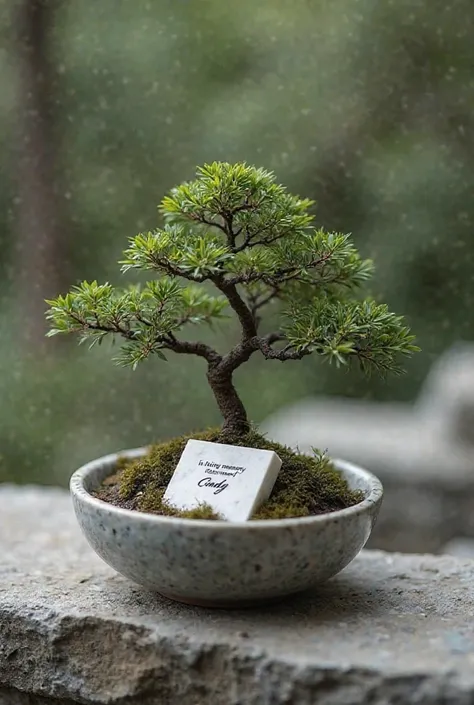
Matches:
[[262, 344, 474, 554], [2, 486, 474, 704]]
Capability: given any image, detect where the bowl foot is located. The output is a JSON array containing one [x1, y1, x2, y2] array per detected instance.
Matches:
[[159, 591, 292, 609]]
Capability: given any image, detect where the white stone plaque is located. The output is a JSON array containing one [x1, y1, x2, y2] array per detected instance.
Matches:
[[163, 440, 282, 522]]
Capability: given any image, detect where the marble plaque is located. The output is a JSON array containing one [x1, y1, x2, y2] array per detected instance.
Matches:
[[163, 439, 282, 521]]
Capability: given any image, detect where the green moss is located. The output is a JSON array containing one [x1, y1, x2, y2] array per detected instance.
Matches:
[[96, 428, 362, 519], [175, 503, 222, 520], [118, 428, 222, 505]]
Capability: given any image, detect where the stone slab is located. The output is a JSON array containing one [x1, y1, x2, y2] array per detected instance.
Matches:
[[2, 485, 474, 704]]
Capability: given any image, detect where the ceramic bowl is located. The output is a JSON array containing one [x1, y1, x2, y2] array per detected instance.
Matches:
[[70, 448, 383, 607]]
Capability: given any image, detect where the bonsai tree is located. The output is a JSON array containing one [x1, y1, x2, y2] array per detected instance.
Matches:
[[46, 162, 418, 438]]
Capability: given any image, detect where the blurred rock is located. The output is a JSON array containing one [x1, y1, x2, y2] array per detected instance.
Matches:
[[415, 344, 474, 447], [262, 344, 474, 554], [441, 538, 474, 559]]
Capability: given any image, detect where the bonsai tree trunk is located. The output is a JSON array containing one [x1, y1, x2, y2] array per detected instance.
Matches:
[[207, 368, 250, 436]]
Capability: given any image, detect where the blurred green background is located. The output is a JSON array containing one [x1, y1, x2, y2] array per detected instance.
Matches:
[[1, 0, 473, 485]]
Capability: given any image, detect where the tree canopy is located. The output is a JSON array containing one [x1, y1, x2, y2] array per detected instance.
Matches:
[[46, 162, 418, 384]]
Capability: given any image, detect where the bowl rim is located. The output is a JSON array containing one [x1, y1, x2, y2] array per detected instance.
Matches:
[[70, 446, 383, 530]]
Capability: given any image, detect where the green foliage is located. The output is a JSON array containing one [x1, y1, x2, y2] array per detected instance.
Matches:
[[46, 161, 418, 381], [46, 276, 227, 369], [284, 300, 419, 374], [161, 162, 314, 236], [120, 226, 232, 280]]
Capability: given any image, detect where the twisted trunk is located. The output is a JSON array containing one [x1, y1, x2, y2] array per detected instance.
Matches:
[[207, 368, 250, 437]]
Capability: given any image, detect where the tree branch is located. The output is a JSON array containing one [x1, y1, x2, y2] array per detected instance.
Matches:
[[192, 197, 266, 252], [214, 277, 258, 340], [192, 214, 228, 237], [257, 332, 311, 362], [248, 286, 280, 321], [192, 211, 239, 249], [68, 313, 222, 365], [221, 211, 236, 249], [233, 200, 258, 214], [216, 328, 307, 377], [226, 250, 337, 287], [217, 338, 258, 376], [234, 230, 282, 254], [263, 331, 287, 345], [163, 334, 222, 364], [233, 212, 287, 253], [149, 255, 207, 282], [68, 312, 136, 340]]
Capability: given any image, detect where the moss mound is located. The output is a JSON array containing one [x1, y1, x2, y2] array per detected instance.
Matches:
[[94, 429, 363, 520]]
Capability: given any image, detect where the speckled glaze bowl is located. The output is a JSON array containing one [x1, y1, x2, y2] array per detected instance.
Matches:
[[70, 448, 383, 608]]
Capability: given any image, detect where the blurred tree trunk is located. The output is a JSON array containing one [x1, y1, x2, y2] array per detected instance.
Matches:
[[13, 0, 68, 352]]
